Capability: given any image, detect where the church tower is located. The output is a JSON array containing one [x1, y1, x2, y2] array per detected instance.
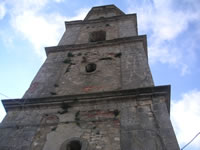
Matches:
[[0, 5, 179, 150]]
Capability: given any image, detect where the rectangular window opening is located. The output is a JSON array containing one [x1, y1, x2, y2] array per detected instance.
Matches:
[[89, 30, 106, 42]]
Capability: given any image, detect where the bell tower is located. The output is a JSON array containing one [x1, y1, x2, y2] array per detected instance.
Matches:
[[0, 5, 179, 150]]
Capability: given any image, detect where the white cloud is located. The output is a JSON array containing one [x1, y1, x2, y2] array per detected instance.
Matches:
[[0, 94, 7, 123], [0, 101, 6, 122], [54, 0, 64, 3], [11, 11, 66, 58], [127, 0, 200, 76], [0, 2, 6, 20], [67, 8, 89, 21], [6, 0, 89, 59], [171, 90, 200, 148]]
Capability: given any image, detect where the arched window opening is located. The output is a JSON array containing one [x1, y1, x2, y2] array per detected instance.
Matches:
[[60, 138, 88, 150], [66, 140, 81, 150]]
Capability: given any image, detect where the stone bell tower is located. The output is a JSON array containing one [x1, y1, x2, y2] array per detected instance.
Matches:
[[0, 5, 179, 150]]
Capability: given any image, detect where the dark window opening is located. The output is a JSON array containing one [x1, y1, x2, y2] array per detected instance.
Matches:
[[89, 30, 106, 42], [85, 63, 96, 73], [66, 140, 81, 150]]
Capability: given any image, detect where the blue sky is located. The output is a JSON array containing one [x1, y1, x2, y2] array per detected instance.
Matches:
[[0, 0, 200, 149]]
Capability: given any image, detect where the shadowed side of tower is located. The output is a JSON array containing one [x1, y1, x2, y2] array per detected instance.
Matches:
[[0, 5, 179, 150]]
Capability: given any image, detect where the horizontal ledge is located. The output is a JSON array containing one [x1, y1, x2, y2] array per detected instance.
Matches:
[[65, 14, 136, 26], [2, 85, 170, 113], [45, 35, 147, 56]]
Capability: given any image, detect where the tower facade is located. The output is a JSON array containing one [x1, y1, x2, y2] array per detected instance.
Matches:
[[0, 5, 179, 150]]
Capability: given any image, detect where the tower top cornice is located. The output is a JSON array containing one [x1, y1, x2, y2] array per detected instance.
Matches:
[[84, 4, 125, 20]]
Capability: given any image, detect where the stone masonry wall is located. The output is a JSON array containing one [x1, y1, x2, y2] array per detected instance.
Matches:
[[0, 94, 179, 150], [23, 40, 153, 99], [0, 5, 179, 150], [58, 15, 137, 46], [58, 24, 81, 46], [85, 5, 124, 20]]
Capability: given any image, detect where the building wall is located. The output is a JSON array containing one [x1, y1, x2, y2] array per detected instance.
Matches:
[[0, 5, 179, 150], [84, 5, 124, 20], [58, 24, 81, 45], [23, 39, 153, 98], [58, 15, 137, 46], [0, 93, 179, 150]]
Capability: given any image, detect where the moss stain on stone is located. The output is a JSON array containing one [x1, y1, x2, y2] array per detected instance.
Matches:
[[63, 58, 71, 64], [50, 92, 57, 95], [113, 109, 120, 117], [114, 52, 122, 58], [99, 57, 113, 60], [67, 52, 74, 57]]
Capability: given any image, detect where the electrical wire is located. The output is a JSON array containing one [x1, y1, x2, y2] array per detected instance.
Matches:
[[0, 91, 24, 107], [181, 132, 200, 150], [0, 92, 10, 99]]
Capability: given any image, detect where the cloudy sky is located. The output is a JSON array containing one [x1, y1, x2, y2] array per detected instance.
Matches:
[[0, 0, 200, 149]]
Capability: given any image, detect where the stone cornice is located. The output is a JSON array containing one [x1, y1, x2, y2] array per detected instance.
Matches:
[[65, 14, 136, 27], [45, 35, 148, 57], [84, 4, 125, 20], [2, 85, 171, 114]]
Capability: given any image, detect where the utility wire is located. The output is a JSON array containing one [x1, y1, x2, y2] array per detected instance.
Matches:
[[0, 92, 10, 99], [0, 91, 31, 118], [0, 91, 23, 106], [181, 132, 200, 150]]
